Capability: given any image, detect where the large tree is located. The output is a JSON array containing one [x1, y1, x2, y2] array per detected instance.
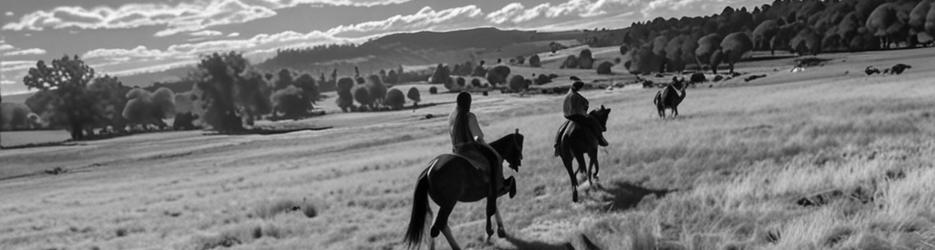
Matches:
[[193, 52, 269, 131], [23, 55, 96, 140]]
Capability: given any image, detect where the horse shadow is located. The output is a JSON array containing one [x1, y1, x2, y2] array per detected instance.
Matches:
[[588, 181, 675, 211]]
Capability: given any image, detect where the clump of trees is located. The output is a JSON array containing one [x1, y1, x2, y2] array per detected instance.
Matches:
[[486, 65, 511, 86]]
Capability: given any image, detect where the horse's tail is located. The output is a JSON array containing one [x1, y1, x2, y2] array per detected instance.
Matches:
[[404, 166, 432, 248]]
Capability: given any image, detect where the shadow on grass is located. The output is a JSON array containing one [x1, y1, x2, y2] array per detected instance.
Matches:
[[204, 127, 332, 136], [594, 182, 675, 211], [501, 231, 574, 250], [0, 140, 82, 150]]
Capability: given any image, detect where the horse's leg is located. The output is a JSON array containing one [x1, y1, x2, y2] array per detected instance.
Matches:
[[494, 207, 506, 238], [441, 225, 462, 250], [673, 106, 679, 118], [575, 151, 588, 185], [588, 150, 600, 186], [561, 155, 579, 202], [430, 202, 455, 239]]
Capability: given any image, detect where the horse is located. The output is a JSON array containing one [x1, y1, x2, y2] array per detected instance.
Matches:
[[556, 106, 611, 202], [404, 130, 524, 250], [653, 80, 687, 119]]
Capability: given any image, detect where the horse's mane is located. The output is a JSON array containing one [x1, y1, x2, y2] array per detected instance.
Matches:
[[490, 133, 518, 149]]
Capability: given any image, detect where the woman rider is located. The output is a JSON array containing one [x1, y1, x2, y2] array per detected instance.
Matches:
[[448, 92, 502, 215]]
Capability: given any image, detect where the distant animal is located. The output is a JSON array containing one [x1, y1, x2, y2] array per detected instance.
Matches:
[[653, 80, 687, 119], [404, 131, 524, 250], [890, 64, 911, 75], [865, 66, 881, 75], [555, 106, 611, 202]]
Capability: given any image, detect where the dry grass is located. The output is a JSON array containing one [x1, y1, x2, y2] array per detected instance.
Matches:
[[1, 48, 935, 249]]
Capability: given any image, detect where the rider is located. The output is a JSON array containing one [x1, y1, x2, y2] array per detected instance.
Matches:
[[557, 77, 608, 150], [449, 92, 503, 217]]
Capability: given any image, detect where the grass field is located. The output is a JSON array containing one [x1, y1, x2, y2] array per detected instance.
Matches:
[[1, 47, 934, 250]]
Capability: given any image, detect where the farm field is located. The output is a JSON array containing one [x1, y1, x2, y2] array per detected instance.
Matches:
[[1, 47, 935, 250]]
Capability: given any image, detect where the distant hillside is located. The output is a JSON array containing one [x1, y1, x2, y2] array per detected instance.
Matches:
[[256, 27, 626, 74]]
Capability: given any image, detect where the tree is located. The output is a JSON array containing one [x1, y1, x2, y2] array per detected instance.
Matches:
[[430, 64, 451, 84], [444, 77, 463, 92], [274, 68, 294, 90], [720, 32, 753, 74], [472, 61, 487, 77], [578, 49, 594, 69], [271, 86, 307, 119], [790, 28, 822, 55], [695, 34, 723, 73], [353, 86, 373, 111], [384, 88, 405, 110], [596, 61, 614, 74], [407, 87, 421, 107], [336, 77, 355, 112], [753, 20, 781, 54], [866, 3, 906, 49], [192, 52, 267, 132], [486, 65, 511, 86], [294, 73, 319, 107], [515, 56, 526, 65], [87, 75, 130, 133], [508, 75, 529, 92], [387, 70, 399, 84], [367, 74, 387, 107], [22, 55, 96, 140], [528, 54, 541, 67]]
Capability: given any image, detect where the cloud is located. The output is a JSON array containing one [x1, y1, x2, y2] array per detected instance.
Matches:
[[3, 0, 413, 37], [3, 48, 47, 57], [483, 0, 639, 26], [326, 5, 485, 37], [4, 12, 12, 17], [190, 30, 223, 37], [0, 44, 13, 52], [227, 32, 241, 37]]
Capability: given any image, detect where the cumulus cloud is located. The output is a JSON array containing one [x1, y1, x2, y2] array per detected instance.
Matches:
[[484, 0, 639, 26], [3, 0, 413, 37], [227, 32, 241, 37], [4, 12, 13, 17], [325, 5, 485, 37]]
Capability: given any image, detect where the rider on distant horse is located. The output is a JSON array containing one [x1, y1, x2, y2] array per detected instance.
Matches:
[[556, 77, 609, 154], [448, 92, 503, 214]]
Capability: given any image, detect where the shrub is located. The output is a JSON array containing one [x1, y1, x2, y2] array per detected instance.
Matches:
[[535, 74, 552, 85], [528, 55, 541, 67], [596, 61, 614, 74], [508, 75, 529, 92], [429, 86, 438, 94], [353, 87, 372, 111], [562, 55, 579, 69], [384, 89, 405, 110], [471, 78, 482, 87], [271, 86, 307, 118]]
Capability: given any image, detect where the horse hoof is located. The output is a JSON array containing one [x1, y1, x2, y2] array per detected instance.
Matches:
[[486, 227, 494, 238], [498, 228, 506, 238]]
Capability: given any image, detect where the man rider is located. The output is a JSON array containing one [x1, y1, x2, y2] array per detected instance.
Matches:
[[557, 77, 608, 150]]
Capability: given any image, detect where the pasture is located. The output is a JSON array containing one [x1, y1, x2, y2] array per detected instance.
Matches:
[[1, 47, 934, 249]]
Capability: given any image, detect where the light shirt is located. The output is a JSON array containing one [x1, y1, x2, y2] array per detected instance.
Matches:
[[563, 88, 589, 117]]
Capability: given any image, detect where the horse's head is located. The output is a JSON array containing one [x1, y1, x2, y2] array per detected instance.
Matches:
[[491, 129, 524, 172], [589, 105, 611, 129]]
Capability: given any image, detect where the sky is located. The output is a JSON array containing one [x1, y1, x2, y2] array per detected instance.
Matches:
[[0, 0, 769, 96]]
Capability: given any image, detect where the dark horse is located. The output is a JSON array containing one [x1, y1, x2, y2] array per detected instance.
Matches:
[[404, 131, 524, 250], [653, 80, 687, 119], [556, 106, 610, 202]]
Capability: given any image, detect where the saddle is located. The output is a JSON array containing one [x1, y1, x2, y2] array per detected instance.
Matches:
[[446, 143, 501, 182]]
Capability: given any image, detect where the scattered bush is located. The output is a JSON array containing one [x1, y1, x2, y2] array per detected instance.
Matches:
[[562, 55, 579, 69], [528, 54, 541, 67], [384, 89, 405, 110], [429, 86, 438, 94], [353, 87, 372, 111], [486, 65, 511, 86], [508, 75, 529, 92], [578, 49, 594, 69], [596, 61, 614, 74]]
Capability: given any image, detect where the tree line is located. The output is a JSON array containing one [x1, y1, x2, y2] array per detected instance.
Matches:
[[620, 0, 935, 74]]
